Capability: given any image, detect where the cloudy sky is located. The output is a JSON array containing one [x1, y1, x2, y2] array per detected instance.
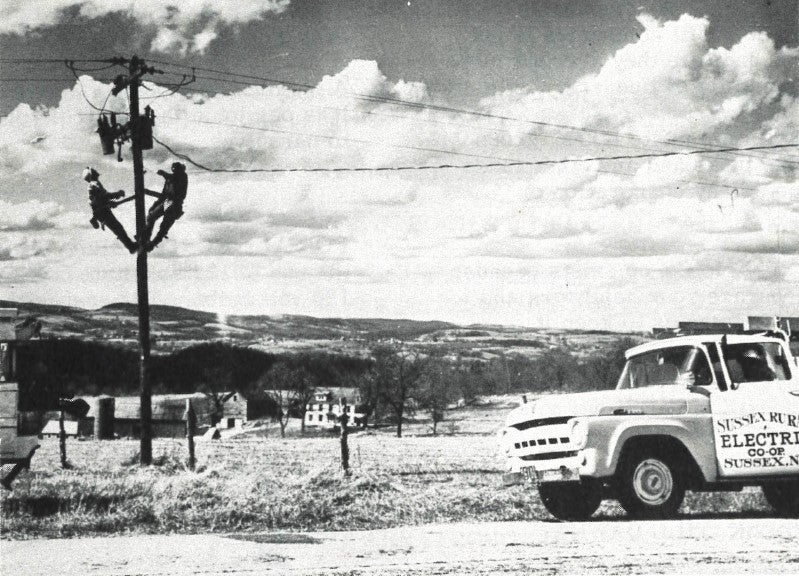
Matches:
[[0, 0, 797, 330]]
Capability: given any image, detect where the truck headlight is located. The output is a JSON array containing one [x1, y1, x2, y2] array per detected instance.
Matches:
[[569, 419, 588, 450]]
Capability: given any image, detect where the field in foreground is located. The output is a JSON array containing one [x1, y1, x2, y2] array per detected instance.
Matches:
[[1, 429, 774, 539]]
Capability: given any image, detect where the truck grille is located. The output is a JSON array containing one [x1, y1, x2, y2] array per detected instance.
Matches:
[[508, 417, 576, 462], [513, 436, 571, 449]]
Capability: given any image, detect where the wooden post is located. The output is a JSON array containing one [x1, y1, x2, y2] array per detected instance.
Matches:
[[185, 399, 196, 471], [339, 397, 350, 476], [58, 405, 67, 468]]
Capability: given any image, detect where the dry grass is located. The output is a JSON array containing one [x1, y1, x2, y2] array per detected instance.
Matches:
[[0, 397, 775, 538]]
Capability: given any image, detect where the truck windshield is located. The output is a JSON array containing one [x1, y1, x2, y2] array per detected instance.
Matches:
[[617, 346, 711, 389]]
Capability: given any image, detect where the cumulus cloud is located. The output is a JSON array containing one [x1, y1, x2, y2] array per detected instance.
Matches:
[[0, 0, 289, 54], [0, 234, 61, 260], [481, 13, 798, 141], [0, 200, 65, 231], [2, 13, 798, 326]]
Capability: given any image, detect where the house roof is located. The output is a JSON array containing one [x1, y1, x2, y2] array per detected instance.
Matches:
[[314, 387, 361, 402], [81, 393, 209, 421]]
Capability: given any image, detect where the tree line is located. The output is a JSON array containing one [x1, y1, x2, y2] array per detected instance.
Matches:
[[14, 337, 639, 436]]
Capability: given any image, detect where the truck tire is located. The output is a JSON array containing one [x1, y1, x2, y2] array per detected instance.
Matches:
[[762, 481, 799, 517], [538, 481, 602, 521], [617, 450, 685, 519]]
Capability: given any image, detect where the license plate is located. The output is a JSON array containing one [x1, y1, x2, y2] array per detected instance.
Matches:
[[536, 467, 578, 483]]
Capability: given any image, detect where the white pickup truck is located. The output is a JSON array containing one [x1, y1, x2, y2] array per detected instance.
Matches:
[[501, 334, 799, 520]]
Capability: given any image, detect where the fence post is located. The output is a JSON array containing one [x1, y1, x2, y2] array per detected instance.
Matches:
[[339, 397, 350, 476], [58, 403, 67, 468], [185, 399, 196, 471]]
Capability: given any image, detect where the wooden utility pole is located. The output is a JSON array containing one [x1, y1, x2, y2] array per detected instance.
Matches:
[[127, 56, 152, 465]]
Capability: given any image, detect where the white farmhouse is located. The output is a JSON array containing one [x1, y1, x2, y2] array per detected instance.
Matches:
[[305, 387, 367, 429]]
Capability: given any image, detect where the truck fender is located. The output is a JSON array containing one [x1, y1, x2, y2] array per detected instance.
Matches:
[[587, 417, 716, 483]]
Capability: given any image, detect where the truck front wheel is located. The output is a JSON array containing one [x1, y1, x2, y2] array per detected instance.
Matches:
[[762, 481, 799, 517], [538, 481, 602, 521], [617, 451, 685, 519]]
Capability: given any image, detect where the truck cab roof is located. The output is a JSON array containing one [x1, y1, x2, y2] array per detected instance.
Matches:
[[626, 334, 788, 359]]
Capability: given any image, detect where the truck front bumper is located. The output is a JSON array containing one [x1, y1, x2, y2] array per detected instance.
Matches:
[[505, 449, 599, 485]]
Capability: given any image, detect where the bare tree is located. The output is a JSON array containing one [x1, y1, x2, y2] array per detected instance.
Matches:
[[352, 368, 380, 429], [372, 346, 427, 438], [418, 361, 456, 435], [199, 366, 235, 426], [260, 362, 316, 437]]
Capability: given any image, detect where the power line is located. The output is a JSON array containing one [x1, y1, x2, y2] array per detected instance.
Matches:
[[5, 60, 797, 181], [153, 114, 757, 190], [4, 63, 797, 168], [65, 61, 116, 114], [151, 70, 799, 170], [149, 58, 799, 166], [5, 56, 797, 166], [0, 57, 114, 64], [157, 115, 530, 163], [19, 111, 751, 190], [152, 135, 799, 175], [0, 77, 114, 82]]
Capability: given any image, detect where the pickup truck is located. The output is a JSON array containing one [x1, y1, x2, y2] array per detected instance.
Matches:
[[501, 334, 799, 520]]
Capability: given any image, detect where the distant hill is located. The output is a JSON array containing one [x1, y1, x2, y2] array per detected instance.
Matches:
[[4, 300, 648, 407], [1, 300, 643, 359]]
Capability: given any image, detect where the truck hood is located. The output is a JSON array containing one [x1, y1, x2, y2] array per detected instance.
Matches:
[[505, 386, 700, 427]]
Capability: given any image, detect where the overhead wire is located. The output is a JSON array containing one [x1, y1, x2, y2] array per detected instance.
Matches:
[[39, 111, 755, 190], [5, 56, 796, 164], [4, 60, 797, 167], [152, 135, 799, 174], [2, 58, 793, 191], [140, 69, 196, 101], [65, 60, 118, 114], [155, 115, 531, 163], [150, 70, 799, 170], [148, 58, 799, 166], [152, 69, 799, 170], [0, 57, 115, 64]]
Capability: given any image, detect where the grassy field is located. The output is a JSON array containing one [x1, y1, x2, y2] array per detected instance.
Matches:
[[1, 398, 774, 539]]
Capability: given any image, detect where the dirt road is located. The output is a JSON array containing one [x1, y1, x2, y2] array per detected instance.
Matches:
[[3, 518, 797, 575]]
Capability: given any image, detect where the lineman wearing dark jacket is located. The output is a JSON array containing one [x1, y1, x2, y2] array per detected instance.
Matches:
[[83, 167, 136, 253], [145, 162, 187, 251]]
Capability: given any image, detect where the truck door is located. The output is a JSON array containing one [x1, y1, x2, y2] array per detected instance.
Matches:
[[710, 340, 799, 478]]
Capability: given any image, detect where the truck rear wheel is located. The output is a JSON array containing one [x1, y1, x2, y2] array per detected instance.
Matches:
[[617, 450, 685, 519], [762, 481, 799, 517], [538, 481, 601, 521]]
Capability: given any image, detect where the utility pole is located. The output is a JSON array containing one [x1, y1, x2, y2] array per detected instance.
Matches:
[[95, 55, 182, 465], [118, 55, 153, 465], [130, 56, 152, 465]]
